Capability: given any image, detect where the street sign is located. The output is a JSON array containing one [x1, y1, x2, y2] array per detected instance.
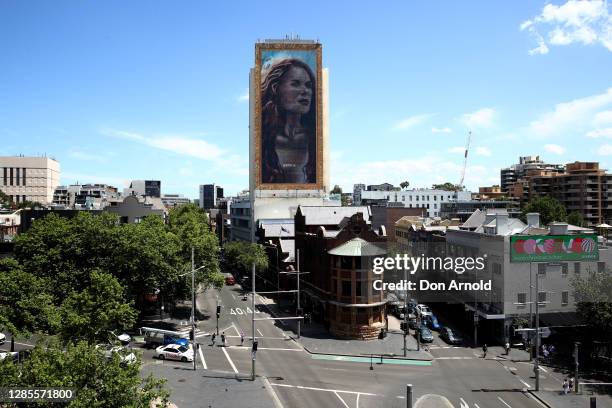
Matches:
[[539, 327, 551, 338]]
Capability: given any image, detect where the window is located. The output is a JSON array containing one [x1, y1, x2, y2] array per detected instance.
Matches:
[[22, 168, 26, 186], [356, 281, 363, 297], [354, 257, 362, 269], [402, 196, 405, 201], [562, 263, 568, 276], [517, 293, 526, 305], [574, 263, 581, 274], [426, 204, 430, 209], [538, 291, 547, 304], [434, 203, 437, 209], [434, 196, 437, 201], [341, 281, 351, 297], [422, 195, 425, 201], [409, 196, 412, 201], [9, 168, 13, 186], [15, 168, 19, 186], [416, 196, 419, 201], [409, 204, 412, 208], [341, 256, 352, 269], [562, 291, 569, 305], [598, 262, 605, 273], [537, 263, 546, 275], [426, 195, 429, 200], [2, 167, 6, 185]]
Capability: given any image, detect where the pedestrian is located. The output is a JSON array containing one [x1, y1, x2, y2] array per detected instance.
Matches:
[[482, 344, 488, 358], [505, 341, 510, 356], [563, 378, 569, 395], [569, 377, 574, 392], [221, 332, 226, 347], [240, 331, 244, 346], [211, 333, 216, 346]]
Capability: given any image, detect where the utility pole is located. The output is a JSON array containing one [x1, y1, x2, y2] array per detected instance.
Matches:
[[191, 247, 196, 371], [534, 263, 540, 391], [297, 249, 301, 339], [251, 261, 256, 381], [574, 341, 580, 394], [403, 268, 408, 357]]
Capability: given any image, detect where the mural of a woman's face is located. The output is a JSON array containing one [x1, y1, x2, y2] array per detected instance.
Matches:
[[277, 66, 313, 115]]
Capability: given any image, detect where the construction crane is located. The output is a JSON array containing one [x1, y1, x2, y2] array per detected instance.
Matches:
[[458, 130, 472, 190]]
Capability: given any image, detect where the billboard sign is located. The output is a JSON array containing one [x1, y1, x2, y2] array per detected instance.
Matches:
[[510, 234, 598, 263], [254, 42, 323, 190]]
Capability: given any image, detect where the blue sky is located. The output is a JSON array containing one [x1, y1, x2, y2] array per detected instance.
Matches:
[[1, 1, 611, 198]]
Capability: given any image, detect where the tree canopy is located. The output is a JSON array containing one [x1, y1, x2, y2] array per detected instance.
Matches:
[[223, 241, 269, 274], [571, 269, 612, 335], [521, 196, 567, 226], [432, 182, 460, 191], [567, 211, 585, 227]]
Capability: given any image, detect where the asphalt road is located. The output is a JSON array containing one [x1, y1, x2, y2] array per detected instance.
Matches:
[[188, 284, 548, 408]]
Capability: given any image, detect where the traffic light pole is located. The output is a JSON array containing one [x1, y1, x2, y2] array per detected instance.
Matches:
[[535, 262, 540, 391], [251, 261, 256, 381], [297, 250, 301, 339], [403, 268, 408, 357], [191, 248, 196, 371]]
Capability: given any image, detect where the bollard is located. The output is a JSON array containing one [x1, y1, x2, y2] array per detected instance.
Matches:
[[590, 396, 596, 408], [406, 384, 413, 408]]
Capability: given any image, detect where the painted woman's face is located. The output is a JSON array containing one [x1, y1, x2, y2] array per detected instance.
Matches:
[[278, 66, 313, 115]]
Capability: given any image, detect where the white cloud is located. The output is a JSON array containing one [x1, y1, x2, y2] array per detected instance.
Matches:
[[237, 89, 249, 102], [586, 128, 612, 138], [101, 129, 224, 161], [392, 114, 434, 131], [598, 144, 612, 155], [475, 146, 492, 156], [594, 110, 612, 125], [544, 144, 566, 155], [528, 88, 612, 136], [448, 146, 466, 154], [432, 127, 452, 133], [461, 108, 495, 128], [520, 0, 612, 54], [68, 151, 108, 163]]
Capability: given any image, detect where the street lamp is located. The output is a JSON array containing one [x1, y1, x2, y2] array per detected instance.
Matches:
[[178, 248, 207, 371]]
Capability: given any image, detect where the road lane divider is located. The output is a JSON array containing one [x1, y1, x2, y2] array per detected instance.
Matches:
[[221, 346, 239, 374]]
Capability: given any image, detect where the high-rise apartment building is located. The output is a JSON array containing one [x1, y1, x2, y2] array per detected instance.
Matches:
[[0, 156, 61, 204], [199, 184, 223, 209], [500, 155, 564, 194], [529, 162, 611, 226]]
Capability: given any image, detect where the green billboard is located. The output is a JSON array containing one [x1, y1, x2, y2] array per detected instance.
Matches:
[[510, 234, 598, 263]]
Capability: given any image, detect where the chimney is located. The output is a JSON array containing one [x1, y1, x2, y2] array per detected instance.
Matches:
[[549, 222, 568, 235], [495, 213, 509, 235], [526, 213, 540, 228]]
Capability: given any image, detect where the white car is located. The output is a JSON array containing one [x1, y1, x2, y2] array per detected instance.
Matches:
[[416, 304, 432, 318], [96, 344, 137, 366], [155, 344, 194, 362], [0, 351, 18, 362], [0, 333, 6, 345]]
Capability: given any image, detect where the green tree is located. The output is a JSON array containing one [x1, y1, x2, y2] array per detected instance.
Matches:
[[571, 269, 612, 335], [567, 211, 585, 227], [0, 340, 169, 407], [0, 259, 59, 338], [432, 182, 460, 191], [223, 241, 269, 274], [521, 196, 567, 226], [58, 270, 138, 344], [330, 185, 342, 195], [167, 204, 224, 290]]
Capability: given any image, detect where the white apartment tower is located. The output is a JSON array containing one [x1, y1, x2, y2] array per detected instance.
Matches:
[[0, 156, 61, 204]]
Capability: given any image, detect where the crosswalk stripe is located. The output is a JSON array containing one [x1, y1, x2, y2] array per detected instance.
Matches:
[[221, 346, 238, 373], [198, 346, 207, 369], [498, 396, 512, 408]]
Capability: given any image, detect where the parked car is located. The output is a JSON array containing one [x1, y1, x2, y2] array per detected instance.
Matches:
[[424, 314, 441, 331], [0, 333, 5, 345], [391, 305, 406, 319], [0, 351, 18, 363], [225, 274, 236, 285], [416, 304, 432, 318], [155, 344, 194, 362], [440, 327, 463, 345], [416, 326, 434, 343], [96, 344, 137, 366]]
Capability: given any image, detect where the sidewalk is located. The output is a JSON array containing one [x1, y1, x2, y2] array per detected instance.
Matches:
[[257, 295, 433, 361], [529, 390, 612, 408]]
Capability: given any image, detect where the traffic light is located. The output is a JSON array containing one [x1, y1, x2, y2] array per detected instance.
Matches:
[[216, 305, 221, 318], [400, 322, 408, 333], [189, 329, 194, 341], [252, 340, 258, 352]]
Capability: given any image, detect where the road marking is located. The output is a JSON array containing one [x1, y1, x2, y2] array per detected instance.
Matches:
[[257, 328, 264, 337], [228, 346, 302, 352], [356, 392, 360, 408], [459, 397, 469, 408], [334, 392, 350, 408], [436, 356, 473, 360], [231, 293, 236, 300], [268, 383, 377, 396], [474, 404, 481, 408], [198, 346, 207, 369], [497, 396, 512, 408], [263, 377, 284, 408], [538, 366, 547, 373], [311, 354, 432, 366], [221, 346, 238, 373], [526, 392, 548, 408], [518, 378, 531, 388]]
